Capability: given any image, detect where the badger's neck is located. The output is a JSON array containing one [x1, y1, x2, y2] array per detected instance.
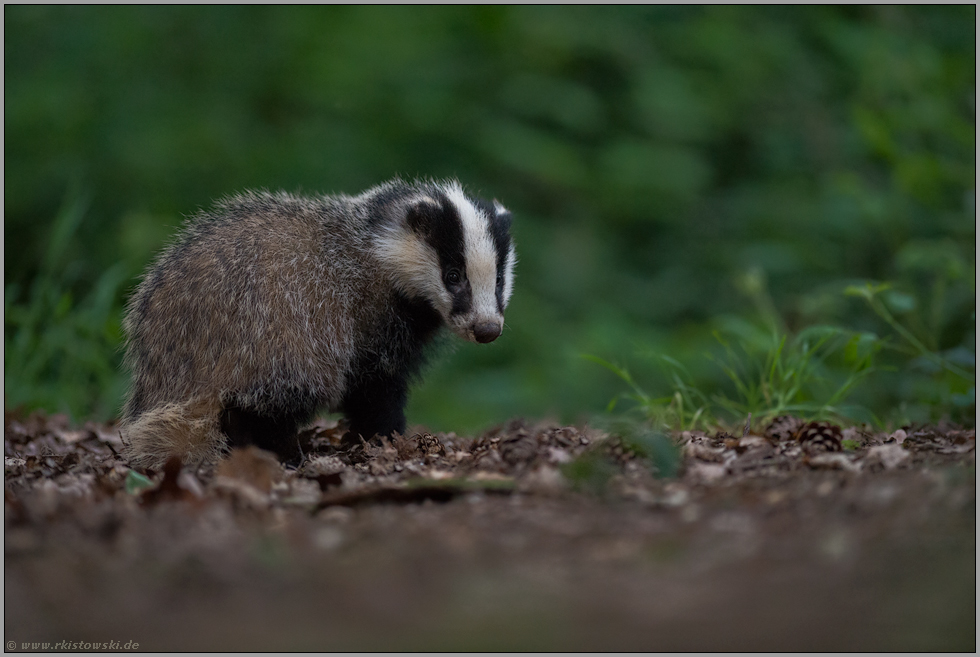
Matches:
[[392, 292, 443, 343]]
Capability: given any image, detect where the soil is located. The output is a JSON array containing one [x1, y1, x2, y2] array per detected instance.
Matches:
[[4, 412, 976, 651]]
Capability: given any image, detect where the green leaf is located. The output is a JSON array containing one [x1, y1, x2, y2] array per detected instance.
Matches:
[[844, 281, 890, 300], [125, 470, 154, 495]]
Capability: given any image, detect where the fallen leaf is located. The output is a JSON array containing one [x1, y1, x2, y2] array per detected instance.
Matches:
[[888, 429, 908, 446], [55, 429, 94, 444], [806, 453, 862, 473], [423, 469, 455, 480], [216, 446, 283, 494], [212, 476, 271, 510], [864, 444, 911, 470], [686, 462, 727, 483], [740, 434, 769, 448], [685, 443, 726, 463], [140, 456, 200, 505], [302, 455, 346, 477]]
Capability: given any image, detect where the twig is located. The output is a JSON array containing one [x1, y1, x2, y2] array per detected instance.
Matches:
[[296, 437, 306, 469]]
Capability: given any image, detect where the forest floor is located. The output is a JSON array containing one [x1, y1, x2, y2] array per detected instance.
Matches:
[[4, 411, 976, 651]]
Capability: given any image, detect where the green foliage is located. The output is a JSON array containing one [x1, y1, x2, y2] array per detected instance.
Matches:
[[4, 190, 130, 420], [706, 321, 883, 425], [4, 6, 974, 428], [584, 354, 709, 432], [617, 424, 681, 479], [846, 279, 975, 423], [562, 419, 681, 488], [589, 318, 883, 432], [560, 452, 617, 495]]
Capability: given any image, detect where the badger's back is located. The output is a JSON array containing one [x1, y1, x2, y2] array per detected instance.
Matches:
[[123, 191, 366, 422]]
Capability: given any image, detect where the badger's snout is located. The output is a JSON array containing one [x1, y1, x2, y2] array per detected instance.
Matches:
[[473, 321, 502, 344]]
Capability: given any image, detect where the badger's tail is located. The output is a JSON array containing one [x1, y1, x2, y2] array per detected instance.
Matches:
[[120, 397, 226, 470]]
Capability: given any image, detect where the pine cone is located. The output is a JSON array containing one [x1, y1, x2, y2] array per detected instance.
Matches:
[[765, 415, 805, 442], [603, 436, 637, 465], [797, 421, 843, 454], [416, 433, 445, 457]]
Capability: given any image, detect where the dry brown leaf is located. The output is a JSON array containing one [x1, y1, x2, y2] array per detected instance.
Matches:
[[423, 469, 454, 480], [212, 476, 271, 510], [140, 456, 201, 505], [55, 429, 95, 444], [215, 446, 283, 494], [302, 455, 346, 477], [740, 434, 769, 448], [806, 453, 862, 473], [686, 462, 727, 483], [864, 444, 911, 470], [685, 442, 726, 463]]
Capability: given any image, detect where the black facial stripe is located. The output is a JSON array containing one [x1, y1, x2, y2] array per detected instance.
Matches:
[[407, 191, 466, 271], [407, 191, 472, 316], [473, 197, 513, 313]]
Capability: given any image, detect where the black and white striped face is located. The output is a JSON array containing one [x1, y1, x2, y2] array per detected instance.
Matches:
[[376, 181, 516, 343]]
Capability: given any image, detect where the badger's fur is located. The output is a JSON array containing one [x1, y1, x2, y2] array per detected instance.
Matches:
[[120, 179, 515, 468]]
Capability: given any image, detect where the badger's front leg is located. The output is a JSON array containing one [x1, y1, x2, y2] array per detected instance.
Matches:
[[340, 368, 410, 442]]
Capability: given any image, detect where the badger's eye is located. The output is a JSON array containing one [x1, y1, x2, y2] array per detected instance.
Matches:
[[496, 271, 503, 286], [445, 269, 462, 286]]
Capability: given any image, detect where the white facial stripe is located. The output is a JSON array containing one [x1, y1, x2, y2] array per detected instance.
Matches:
[[502, 243, 516, 307], [374, 228, 451, 314], [445, 183, 501, 321]]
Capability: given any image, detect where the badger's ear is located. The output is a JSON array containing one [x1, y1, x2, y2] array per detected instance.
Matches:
[[405, 196, 442, 237], [493, 200, 512, 231]]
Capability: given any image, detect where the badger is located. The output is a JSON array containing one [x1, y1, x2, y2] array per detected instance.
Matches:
[[120, 179, 516, 469]]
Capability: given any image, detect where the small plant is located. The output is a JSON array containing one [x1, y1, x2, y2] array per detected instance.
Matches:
[[587, 321, 882, 432], [582, 354, 710, 432], [846, 281, 973, 381], [704, 321, 882, 425], [846, 281, 974, 419]]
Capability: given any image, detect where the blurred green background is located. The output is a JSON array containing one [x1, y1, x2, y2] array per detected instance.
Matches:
[[4, 6, 975, 431]]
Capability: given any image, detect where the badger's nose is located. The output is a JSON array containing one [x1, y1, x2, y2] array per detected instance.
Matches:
[[473, 321, 502, 344]]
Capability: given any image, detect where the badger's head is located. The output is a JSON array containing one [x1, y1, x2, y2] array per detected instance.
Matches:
[[373, 180, 516, 343]]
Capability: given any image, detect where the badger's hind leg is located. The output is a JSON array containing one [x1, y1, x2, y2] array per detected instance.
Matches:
[[219, 391, 319, 465], [219, 406, 300, 462]]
